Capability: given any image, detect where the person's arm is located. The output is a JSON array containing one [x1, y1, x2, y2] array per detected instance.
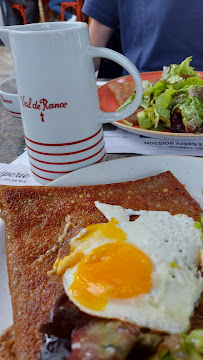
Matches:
[[89, 19, 114, 71]]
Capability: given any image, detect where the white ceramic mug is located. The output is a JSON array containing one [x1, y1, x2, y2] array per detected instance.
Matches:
[[0, 22, 142, 184], [0, 77, 21, 119]]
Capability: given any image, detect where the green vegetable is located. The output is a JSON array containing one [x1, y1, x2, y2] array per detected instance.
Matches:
[[154, 87, 177, 127], [116, 93, 136, 112], [121, 119, 133, 127], [140, 80, 154, 109], [177, 96, 203, 131], [149, 80, 167, 95], [137, 108, 155, 129], [116, 93, 136, 126], [194, 215, 203, 241], [150, 329, 203, 360], [176, 77, 203, 91], [161, 56, 200, 84], [194, 222, 202, 230], [170, 261, 181, 269]]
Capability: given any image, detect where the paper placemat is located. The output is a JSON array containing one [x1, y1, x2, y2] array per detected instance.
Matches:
[[104, 126, 203, 156], [11, 127, 203, 175], [0, 162, 40, 186], [5, 125, 202, 187]]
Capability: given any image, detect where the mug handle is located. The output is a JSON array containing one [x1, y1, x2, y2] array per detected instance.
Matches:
[[89, 47, 143, 124]]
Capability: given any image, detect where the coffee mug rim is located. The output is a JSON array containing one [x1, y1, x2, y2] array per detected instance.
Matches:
[[2, 22, 88, 35], [0, 76, 18, 96]]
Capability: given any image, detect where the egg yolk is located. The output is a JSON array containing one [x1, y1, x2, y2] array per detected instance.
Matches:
[[54, 218, 126, 275], [69, 241, 153, 311], [74, 217, 127, 244]]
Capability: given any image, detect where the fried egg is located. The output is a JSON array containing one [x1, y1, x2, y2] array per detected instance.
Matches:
[[55, 202, 203, 334]]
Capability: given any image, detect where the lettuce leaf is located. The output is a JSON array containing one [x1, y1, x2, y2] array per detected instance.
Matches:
[[176, 96, 203, 131], [189, 86, 203, 100], [154, 87, 177, 127], [116, 93, 136, 111], [149, 80, 167, 95], [138, 87, 176, 129], [176, 77, 203, 91], [140, 80, 154, 109], [161, 57, 200, 84]]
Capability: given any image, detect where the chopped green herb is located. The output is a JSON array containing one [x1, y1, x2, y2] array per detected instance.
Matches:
[[194, 222, 202, 230], [170, 261, 181, 269]]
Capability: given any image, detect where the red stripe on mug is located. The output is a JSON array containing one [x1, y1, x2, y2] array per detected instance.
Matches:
[[30, 152, 106, 174], [30, 162, 72, 174], [25, 126, 103, 146], [97, 153, 106, 163], [27, 145, 105, 165], [31, 153, 106, 182], [26, 135, 104, 156], [7, 110, 21, 119], [31, 169, 53, 182], [6, 109, 21, 115]]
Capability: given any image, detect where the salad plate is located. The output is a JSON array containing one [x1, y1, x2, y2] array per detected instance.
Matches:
[[98, 67, 203, 139]]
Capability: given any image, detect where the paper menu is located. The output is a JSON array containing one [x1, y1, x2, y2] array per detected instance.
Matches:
[[10, 128, 203, 173], [104, 127, 203, 156], [0, 163, 40, 186]]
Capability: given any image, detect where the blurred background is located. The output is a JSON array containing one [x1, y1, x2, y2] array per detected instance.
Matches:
[[0, 0, 123, 80]]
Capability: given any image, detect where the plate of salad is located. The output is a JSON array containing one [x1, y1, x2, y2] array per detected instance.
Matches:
[[98, 57, 203, 138]]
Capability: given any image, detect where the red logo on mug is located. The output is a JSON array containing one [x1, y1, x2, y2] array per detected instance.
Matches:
[[1, 95, 13, 104], [20, 96, 68, 111], [20, 96, 68, 122]]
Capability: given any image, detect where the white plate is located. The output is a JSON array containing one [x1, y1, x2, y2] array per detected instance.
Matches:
[[0, 220, 13, 334], [1, 155, 203, 334]]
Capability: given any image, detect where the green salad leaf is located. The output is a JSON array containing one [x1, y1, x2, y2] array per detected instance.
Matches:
[[140, 80, 154, 109], [154, 87, 177, 127], [161, 56, 200, 84], [116, 93, 136, 112], [150, 329, 203, 360], [176, 77, 203, 91], [177, 96, 203, 131]]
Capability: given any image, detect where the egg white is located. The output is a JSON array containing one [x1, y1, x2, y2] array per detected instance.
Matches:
[[63, 202, 203, 334]]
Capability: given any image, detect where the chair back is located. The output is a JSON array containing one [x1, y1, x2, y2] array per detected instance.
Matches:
[[61, 0, 85, 21], [0, 0, 20, 25]]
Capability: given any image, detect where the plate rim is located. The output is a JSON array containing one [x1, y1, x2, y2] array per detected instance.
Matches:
[[50, 154, 203, 188]]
